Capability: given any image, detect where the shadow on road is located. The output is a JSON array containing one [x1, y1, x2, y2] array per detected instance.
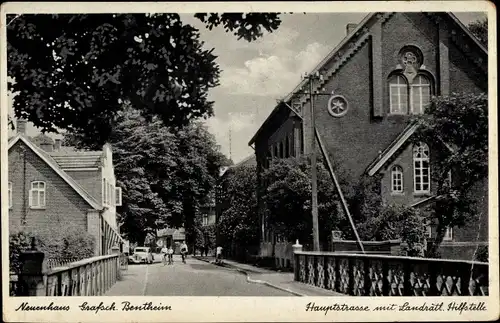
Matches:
[[188, 263, 223, 271]]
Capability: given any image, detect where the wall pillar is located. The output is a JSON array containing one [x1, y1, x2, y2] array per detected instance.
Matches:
[[87, 210, 101, 256], [371, 21, 383, 117], [18, 238, 47, 296], [438, 23, 450, 96]]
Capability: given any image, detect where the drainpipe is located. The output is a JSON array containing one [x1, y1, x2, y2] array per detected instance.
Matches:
[[20, 146, 27, 225]]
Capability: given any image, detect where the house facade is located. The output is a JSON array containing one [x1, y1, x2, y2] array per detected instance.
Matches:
[[8, 120, 124, 256], [249, 12, 488, 260]]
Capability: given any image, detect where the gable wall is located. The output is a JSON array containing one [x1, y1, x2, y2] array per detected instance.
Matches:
[[8, 141, 89, 236]]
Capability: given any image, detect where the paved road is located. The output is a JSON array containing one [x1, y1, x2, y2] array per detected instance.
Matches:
[[107, 255, 291, 296]]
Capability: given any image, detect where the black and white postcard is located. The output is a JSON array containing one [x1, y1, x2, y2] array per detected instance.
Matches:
[[1, 1, 498, 322]]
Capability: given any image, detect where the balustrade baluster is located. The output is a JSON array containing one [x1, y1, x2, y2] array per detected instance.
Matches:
[[457, 263, 468, 296], [304, 255, 309, 284], [348, 257, 354, 296], [314, 255, 318, 287], [403, 260, 412, 296], [90, 263, 94, 296], [363, 258, 371, 296], [57, 273, 62, 296], [67, 270, 73, 296], [323, 255, 328, 289], [76, 267, 81, 296], [428, 260, 438, 296], [382, 259, 389, 296], [334, 256, 340, 293], [293, 253, 300, 281]]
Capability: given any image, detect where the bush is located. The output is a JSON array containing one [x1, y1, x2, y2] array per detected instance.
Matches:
[[10, 226, 96, 273], [357, 204, 427, 257], [9, 231, 36, 273]]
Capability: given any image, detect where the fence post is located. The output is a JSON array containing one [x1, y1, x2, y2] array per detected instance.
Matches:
[[18, 238, 47, 296], [111, 246, 120, 283], [292, 240, 302, 282]]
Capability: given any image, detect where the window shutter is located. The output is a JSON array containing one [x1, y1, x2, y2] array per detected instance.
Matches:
[[115, 187, 122, 206]]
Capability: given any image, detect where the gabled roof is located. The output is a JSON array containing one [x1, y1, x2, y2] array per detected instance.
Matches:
[[366, 123, 419, 176], [248, 12, 488, 146], [366, 122, 455, 176], [49, 151, 103, 170], [8, 135, 103, 210]]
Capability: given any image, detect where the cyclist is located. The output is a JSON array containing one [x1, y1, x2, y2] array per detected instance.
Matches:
[[161, 246, 169, 266]]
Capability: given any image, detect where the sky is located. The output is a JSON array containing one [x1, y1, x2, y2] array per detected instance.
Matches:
[[7, 12, 486, 163]]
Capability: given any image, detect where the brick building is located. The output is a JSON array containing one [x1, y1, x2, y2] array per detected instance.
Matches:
[[8, 120, 124, 256], [248, 12, 488, 259]]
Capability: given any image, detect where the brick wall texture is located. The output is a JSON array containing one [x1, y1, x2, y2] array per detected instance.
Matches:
[[8, 140, 90, 237], [254, 13, 488, 254]]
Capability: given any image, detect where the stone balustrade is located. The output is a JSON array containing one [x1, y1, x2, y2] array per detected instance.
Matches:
[[294, 250, 488, 296]]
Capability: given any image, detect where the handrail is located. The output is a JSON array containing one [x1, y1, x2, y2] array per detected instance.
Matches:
[[294, 250, 488, 265], [45, 254, 118, 275]]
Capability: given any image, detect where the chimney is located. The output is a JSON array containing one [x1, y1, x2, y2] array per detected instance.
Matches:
[[346, 23, 358, 35], [40, 143, 53, 152], [54, 139, 61, 151], [16, 119, 27, 135]]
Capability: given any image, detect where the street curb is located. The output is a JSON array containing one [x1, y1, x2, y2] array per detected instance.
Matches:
[[193, 256, 304, 296], [234, 268, 305, 297]]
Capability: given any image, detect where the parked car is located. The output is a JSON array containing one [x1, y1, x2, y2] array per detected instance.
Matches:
[[128, 247, 154, 264]]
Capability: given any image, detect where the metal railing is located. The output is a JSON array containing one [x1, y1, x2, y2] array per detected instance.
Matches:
[[44, 254, 119, 296], [294, 251, 488, 296]]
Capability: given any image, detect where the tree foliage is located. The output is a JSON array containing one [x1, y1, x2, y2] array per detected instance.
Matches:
[[412, 92, 488, 256], [7, 13, 282, 145], [262, 157, 349, 249], [356, 204, 427, 256], [218, 165, 260, 257], [468, 18, 488, 48], [64, 105, 230, 245]]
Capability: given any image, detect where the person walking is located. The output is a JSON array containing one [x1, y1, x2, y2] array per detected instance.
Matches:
[[167, 245, 174, 265], [180, 241, 188, 264], [161, 246, 169, 266]]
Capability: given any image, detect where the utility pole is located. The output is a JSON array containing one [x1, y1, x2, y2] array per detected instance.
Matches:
[[229, 127, 232, 161], [304, 72, 320, 252]]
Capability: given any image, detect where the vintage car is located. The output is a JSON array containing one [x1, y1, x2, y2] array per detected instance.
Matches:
[[128, 247, 154, 264]]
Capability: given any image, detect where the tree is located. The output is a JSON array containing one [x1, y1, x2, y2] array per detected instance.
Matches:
[[262, 157, 349, 250], [7, 13, 282, 145], [468, 18, 488, 48], [411, 92, 488, 256], [64, 105, 230, 245], [218, 165, 260, 260]]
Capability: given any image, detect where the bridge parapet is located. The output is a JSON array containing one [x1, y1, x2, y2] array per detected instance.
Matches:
[[294, 251, 488, 296]]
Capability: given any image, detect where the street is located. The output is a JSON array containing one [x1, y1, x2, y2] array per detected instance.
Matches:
[[106, 255, 291, 296]]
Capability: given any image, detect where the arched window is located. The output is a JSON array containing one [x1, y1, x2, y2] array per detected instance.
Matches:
[[29, 181, 46, 208], [391, 166, 404, 193], [389, 75, 408, 114], [413, 143, 430, 193], [274, 145, 278, 158], [411, 75, 431, 114], [279, 142, 284, 158]]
